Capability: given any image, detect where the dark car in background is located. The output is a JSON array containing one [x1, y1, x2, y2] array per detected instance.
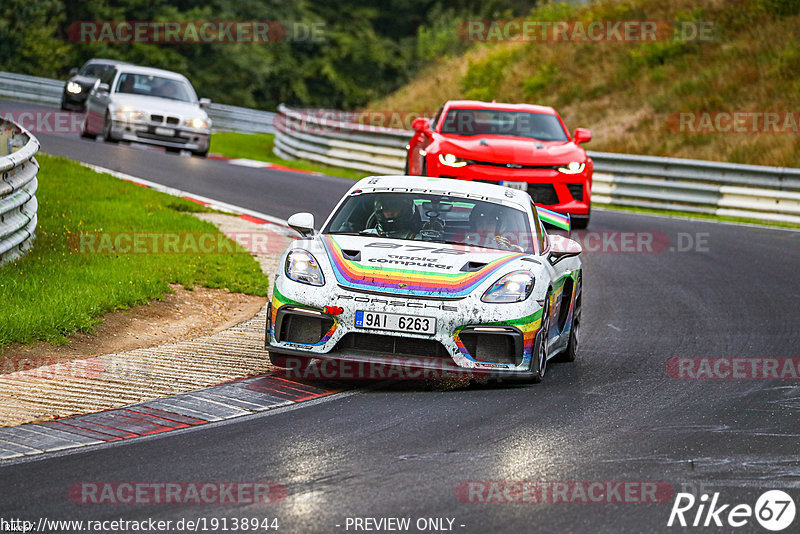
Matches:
[[61, 59, 130, 111]]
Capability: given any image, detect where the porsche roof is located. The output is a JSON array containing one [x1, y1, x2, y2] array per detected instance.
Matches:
[[348, 175, 532, 207]]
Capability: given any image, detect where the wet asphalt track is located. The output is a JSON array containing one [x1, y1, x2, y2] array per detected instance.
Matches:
[[1, 98, 799, 533]]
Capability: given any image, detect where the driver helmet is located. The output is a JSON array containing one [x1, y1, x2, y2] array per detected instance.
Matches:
[[469, 203, 502, 233], [374, 195, 415, 233]]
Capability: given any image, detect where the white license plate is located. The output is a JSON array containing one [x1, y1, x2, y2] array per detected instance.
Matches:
[[355, 310, 435, 334], [502, 180, 528, 191], [155, 127, 175, 136]]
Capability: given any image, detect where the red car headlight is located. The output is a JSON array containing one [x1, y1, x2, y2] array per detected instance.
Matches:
[[557, 162, 586, 174]]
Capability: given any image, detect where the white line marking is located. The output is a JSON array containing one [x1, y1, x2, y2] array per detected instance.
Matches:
[[595, 206, 800, 233], [607, 323, 621, 331], [79, 162, 292, 233]]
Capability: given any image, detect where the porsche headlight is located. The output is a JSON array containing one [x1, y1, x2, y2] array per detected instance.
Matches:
[[557, 161, 585, 174], [66, 82, 82, 94], [439, 153, 469, 167], [115, 107, 144, 121], [185, 117, 208, 129], [481, 271, 535, 303], [285, 250, 325, 286]]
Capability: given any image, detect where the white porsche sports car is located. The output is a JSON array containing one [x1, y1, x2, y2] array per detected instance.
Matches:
[[266, 176, 583, 382]]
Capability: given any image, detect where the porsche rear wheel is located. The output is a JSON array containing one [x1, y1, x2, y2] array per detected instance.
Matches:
[[558, 277, 581, 362]]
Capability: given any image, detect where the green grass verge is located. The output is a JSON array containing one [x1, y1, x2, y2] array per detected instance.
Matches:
[[0, 154, 269, 348], [597, 204, 800, 230], [210, 132, 370, 181]]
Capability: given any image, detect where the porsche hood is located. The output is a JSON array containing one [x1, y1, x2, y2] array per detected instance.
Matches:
[[317, 234, 527, 298]]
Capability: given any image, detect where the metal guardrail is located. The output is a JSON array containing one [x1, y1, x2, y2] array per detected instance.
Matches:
[[274, 105, 800, 225], [0, 118, 39, 265], [0, 72, 276, 134], [2, 70, 798, 225]]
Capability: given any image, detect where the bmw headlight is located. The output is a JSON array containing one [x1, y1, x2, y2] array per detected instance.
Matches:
[[557, 161, 585, 174], [185, 117, 208, 129], [115, 107, 145, 121], [481, 271, 535, 303], [439, 153, 470, 167], [66, 82, 82, 94], [285, 250, 325, 286]]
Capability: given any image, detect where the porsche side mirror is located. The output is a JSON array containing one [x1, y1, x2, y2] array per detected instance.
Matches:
[[287, 212, 316, 237], [199, 98, 211, 109], [573, 128, 592, 144], [549, 236, 582, 263], [97, 83, 110, 93]]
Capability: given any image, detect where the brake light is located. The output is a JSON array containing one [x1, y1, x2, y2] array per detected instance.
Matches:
[[323, 306, 344, 315]]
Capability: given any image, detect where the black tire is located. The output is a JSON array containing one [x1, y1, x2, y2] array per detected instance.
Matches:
[[557, 276, 581, 362], [60, 97, 69, 111], [192, 148, 208, 158], [528, 296, 551, 383], [571, 210, 590, 230], [269, 353, 312, 372], [404, 156, 410, 175], [102, 113, 118, 143], [80, 116, 97, 139], [165, 147, 182, 154], [420, 157, 428, 177]]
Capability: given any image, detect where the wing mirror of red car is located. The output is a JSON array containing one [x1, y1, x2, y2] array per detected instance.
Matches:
[[573, 128, 592, 144], [412, 117, 432, 134]]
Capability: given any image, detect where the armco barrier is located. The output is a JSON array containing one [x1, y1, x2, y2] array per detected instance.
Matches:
[[2, 69, 799, 224], [274, 105, 800, 225], [0, 71, 275, 134], [0, 118, 39, 265]]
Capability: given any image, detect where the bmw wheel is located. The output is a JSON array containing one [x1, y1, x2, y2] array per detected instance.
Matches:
[[80, 115, 97, 139], [102, 112, 118, 143]]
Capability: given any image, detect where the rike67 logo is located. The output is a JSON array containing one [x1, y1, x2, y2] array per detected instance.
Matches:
[[668, 490, 795, 531]]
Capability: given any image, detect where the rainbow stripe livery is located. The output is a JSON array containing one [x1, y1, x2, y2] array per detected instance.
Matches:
[[322, 236, 524, 298]]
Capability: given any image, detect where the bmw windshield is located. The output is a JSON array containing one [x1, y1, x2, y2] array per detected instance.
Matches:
[[324, 192, 537, 254]]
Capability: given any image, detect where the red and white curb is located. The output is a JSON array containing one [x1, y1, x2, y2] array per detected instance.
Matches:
[[0, 164, 339, 462], [0, 375, 342, 460], [79, 162, 295, 236]]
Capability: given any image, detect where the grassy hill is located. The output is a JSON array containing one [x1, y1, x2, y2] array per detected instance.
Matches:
[[369, 0, 800, 167]]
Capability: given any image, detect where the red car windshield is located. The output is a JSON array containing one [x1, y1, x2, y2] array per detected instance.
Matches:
[[440, 108, 568, 141]]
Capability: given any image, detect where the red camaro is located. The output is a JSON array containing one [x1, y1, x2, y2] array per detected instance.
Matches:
[[406, 100, 593, 228]]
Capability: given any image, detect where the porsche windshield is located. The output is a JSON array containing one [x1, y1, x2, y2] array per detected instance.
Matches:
[[325, 192, 537, 254], [440, 108, 568, 141]]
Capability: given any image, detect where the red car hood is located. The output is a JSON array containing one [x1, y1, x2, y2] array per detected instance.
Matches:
[[437, 135, 585, 165]]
